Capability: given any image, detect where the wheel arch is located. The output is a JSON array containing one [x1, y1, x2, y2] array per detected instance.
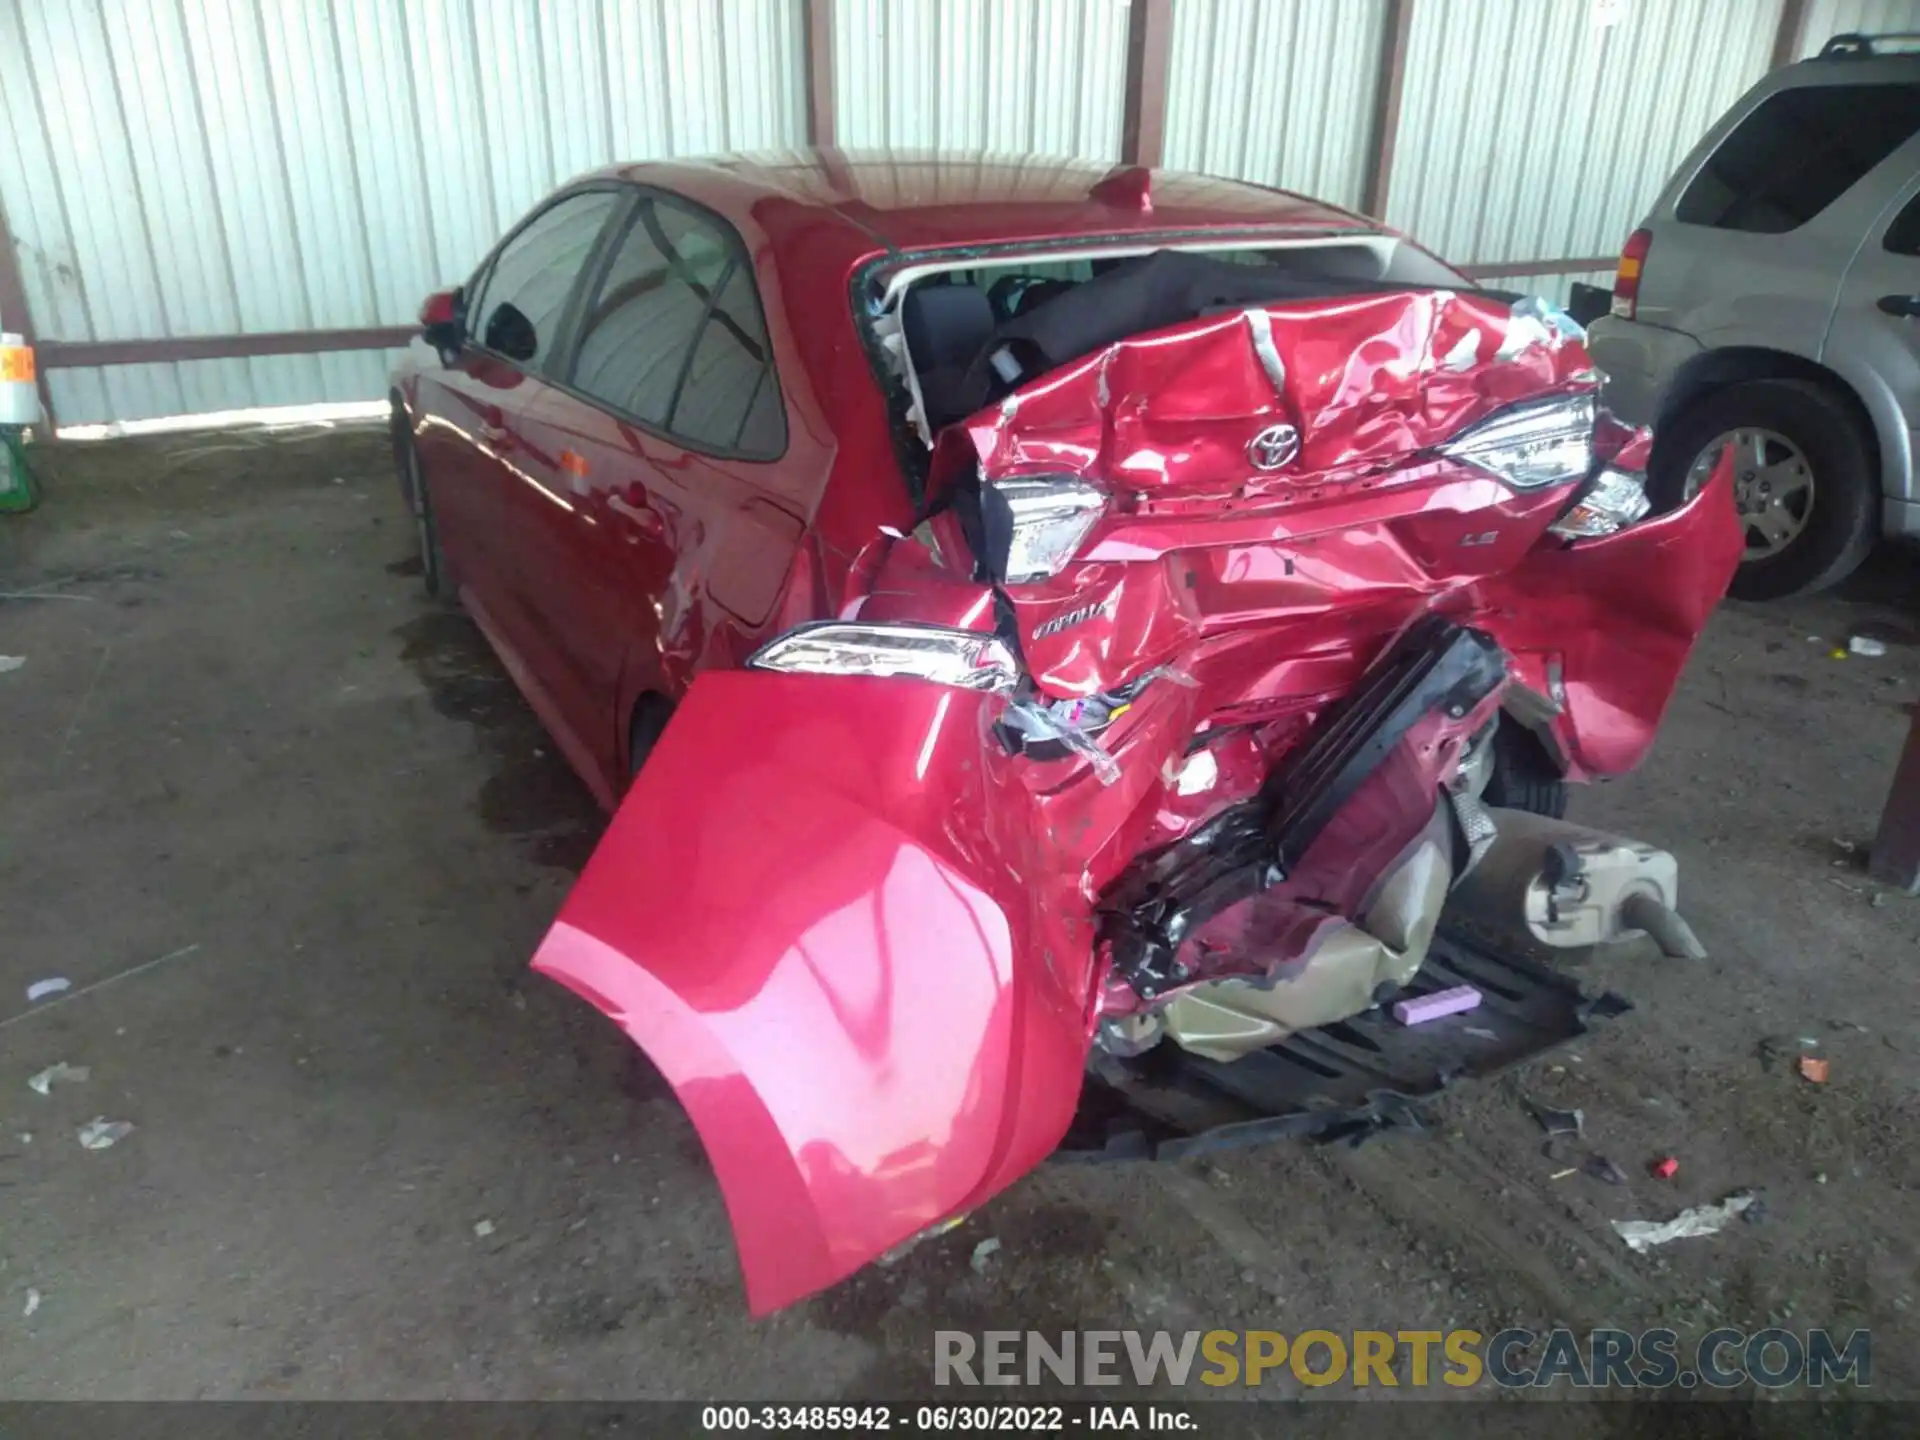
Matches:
[[1654, 347, 1890, 497]]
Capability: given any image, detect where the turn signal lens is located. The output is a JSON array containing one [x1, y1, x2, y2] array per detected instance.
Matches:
[[1550, 466, 1653, 538], [748, 622, 1021, 695]]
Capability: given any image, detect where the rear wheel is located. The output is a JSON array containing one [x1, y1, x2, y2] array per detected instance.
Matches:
[[1482, 723, 1568, 819], [398, 432, 450, 600], [627, 696, 674, 785], [1650, 378, 1877, 600]]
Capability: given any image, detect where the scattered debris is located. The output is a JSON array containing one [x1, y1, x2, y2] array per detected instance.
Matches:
[[1797, 1055, 1831, 1084], [878, 1213, 967, 1266], [1463, 1026, 1499, 1040], [970, 1237, 1002, 1274], [1585, 1155, 1630, 1186], [0, 656, 23, 674], [1651, 1156, 1680, 1180], [1393, 984, 1481, 1025], [1828, 648, 1849, 661], [1550, 1167, 1578, 1180], [27, 1062, 90, 1096], [22, 1289, 40, 1319], [472, 1219, 496, 1238], [1758, 1034, 1821, 1073], [1849, 635, 1888, 658], [24, 978, 70, 1004], [1612, 1191, 1758, 1253], [76, 1118, 133, 1151], [1526, 1099, 1585, 1139], [1741, 1195, 1768, 1226], [0, 942, 203, 1032]]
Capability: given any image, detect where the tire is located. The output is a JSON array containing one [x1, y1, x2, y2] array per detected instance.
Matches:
[[627, 696, 673, 785], [1649, 378, 1877, 601], [398, 431, 451, 600], [1482, 722, 1568, 820]]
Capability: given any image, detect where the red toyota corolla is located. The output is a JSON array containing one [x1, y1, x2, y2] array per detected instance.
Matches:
[[390, 152, 1740, 1315]]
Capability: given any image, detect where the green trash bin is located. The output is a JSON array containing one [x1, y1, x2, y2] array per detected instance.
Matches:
[[0, 426, 37, 513]]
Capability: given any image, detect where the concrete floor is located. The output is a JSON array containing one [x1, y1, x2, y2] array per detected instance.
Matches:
[[1, 426, 1917, 1406]]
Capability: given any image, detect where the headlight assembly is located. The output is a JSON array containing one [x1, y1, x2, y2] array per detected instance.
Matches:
[[1550, 465, 1653, 538], [978, 476, 1106, 583]]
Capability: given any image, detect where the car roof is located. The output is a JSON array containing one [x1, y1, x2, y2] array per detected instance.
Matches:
[[587, 148, 1379, 253]]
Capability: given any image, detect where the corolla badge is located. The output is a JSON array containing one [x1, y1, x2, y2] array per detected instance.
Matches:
[[1247, 422, 1301, 471]]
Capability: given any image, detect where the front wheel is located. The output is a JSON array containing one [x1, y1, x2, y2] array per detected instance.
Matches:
[[1650, 378, 1877, 601]]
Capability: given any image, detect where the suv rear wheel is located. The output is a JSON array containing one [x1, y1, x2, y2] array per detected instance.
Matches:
[[1650, 378, 1877, 600]]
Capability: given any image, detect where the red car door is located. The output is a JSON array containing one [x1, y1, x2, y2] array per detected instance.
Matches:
[[507, 193, 803, 795], [430, 188, 628, 762]]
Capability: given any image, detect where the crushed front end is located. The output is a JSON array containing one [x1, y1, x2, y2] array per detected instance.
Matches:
[[533, 260, 1744, 1313]]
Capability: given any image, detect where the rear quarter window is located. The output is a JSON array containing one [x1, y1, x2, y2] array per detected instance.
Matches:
[[1677, 83, 1920, 233]]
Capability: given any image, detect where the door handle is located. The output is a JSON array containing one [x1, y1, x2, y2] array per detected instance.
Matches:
[[608, 494, 666, 539], [1878, 293, 1920, 317]]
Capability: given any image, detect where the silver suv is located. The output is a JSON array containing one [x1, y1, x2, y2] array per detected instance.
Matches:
[[1589, 34, 1920, 599]]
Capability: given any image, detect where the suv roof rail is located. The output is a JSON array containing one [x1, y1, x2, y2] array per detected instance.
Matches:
[[1816, 31, 1920, 58]]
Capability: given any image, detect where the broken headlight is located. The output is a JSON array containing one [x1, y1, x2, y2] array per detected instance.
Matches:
[[749, 622, 1022, 695], [1550, 465, 1652, 538], [1439, 392, 1595, 490], [979, 476, 1106, 583]]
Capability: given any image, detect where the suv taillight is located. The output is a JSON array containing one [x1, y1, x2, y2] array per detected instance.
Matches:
[[1610, 228, 1652, 320]]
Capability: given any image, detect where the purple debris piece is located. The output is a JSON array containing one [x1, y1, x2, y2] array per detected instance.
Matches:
[[1392, 984, 1482, 1026]]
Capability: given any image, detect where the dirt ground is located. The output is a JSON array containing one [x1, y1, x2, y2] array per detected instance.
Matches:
[[0, 426, 1915, 1413]]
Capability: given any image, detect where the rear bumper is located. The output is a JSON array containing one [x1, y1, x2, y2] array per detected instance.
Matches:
[[1587, 317, 1702, 427]]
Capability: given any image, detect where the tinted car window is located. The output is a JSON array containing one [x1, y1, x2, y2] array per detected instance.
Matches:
[[571, 203, 730, 424], [673, 266, 784, 453], [568, 198, 786, 457], [1886, 191, 1920, 256], [1677, 84, 1920, 234], [471, 191, 622, 365]]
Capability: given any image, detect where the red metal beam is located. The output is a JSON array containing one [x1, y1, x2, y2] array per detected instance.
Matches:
[[804, 0, 836, 149], [39, 326, 415, 370], [1771, 0, 1810, 68], [0, 199, 58, 431], [1360, 0, 1416, 220], [1120, 0, 1173, 167]]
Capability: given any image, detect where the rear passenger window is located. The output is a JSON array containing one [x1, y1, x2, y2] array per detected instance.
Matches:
[[567, 198, 786, 458], [1677, 84, 1920, 233], [1886, 192, 1920, 256], [470, 191, 622, 366]]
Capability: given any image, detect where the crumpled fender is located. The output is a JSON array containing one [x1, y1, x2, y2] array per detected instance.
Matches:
[[531, 671, 1094, 1314], [1470, 454, 1743, 778]]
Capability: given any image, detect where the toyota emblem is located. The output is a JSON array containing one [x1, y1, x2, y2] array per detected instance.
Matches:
[[1247, 422, 1300, 471]]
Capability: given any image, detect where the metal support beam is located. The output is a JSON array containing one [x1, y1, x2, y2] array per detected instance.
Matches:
[[1360, 0, 1416, 220], [1120, 0, 1173, 168], [40, 326, 415, 370], [804, 0, 836, 149], [0, 199, 58, 432], [1771, 0, 1809, 69]]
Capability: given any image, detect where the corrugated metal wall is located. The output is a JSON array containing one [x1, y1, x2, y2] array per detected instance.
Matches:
[[0, 0, 804, 425], [1800, 0, 1920, 53], [1, 0, 1811, 426], [832, 0, 1129, 157], [1385, 0, 1780, 284], [1161, 0, 1388, 214]]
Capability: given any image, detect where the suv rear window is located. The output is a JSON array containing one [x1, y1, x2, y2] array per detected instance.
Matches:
[[1677, 84, 1920, 233]]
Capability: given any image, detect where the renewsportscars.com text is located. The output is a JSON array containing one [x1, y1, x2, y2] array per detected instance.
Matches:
[[933, 1327, 1870, 1390]]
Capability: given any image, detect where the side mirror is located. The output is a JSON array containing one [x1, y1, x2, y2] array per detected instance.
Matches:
[[419, 288, 464, 354], [483, 302, 538, 364]]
